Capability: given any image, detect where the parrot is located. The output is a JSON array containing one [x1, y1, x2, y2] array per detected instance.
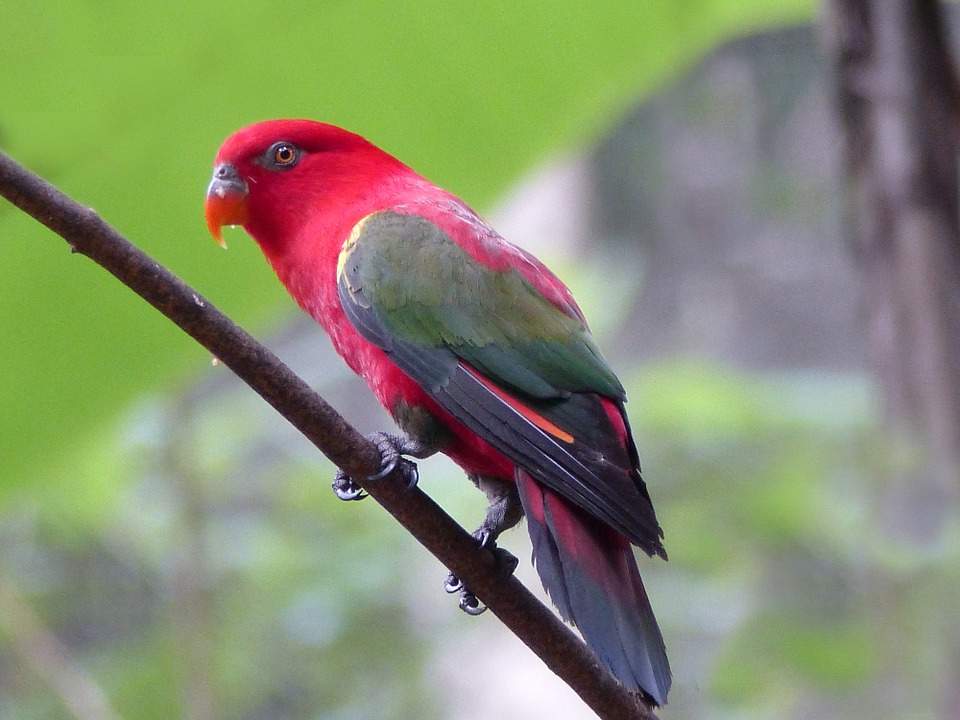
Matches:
[[204, 119, 671, 705]]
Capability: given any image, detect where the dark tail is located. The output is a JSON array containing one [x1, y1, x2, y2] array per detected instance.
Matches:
[[516, 469, 672, 706]]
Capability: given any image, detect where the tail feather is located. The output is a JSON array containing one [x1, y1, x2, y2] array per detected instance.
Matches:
[[516, 469, 672, 706]]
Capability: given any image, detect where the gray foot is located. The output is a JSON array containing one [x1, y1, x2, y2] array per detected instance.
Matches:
[[331, 432, 424, 502], [444, 528, 519, 616]]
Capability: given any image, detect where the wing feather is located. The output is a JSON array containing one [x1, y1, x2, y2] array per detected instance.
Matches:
[[337, 209, 664, 554]]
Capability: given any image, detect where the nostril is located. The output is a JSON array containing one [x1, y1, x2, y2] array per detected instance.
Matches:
[[214, 163, 239, 180], [208, 164, 248, 197]]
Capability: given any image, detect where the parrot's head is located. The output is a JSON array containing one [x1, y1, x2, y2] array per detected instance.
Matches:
[[205, 119, 406, 248]]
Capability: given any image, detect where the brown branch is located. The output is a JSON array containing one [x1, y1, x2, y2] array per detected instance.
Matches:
[[0, 150, 658, 720]]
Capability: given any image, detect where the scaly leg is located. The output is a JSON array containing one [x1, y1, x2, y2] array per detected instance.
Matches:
[[445, 475, 523, 615], [332, 432, 437, 501]]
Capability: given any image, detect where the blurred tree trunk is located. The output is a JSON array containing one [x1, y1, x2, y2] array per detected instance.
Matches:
[[825, 0, 960, 503], [0, 577, 121, 720]]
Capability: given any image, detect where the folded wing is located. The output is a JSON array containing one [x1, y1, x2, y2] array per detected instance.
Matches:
[[337, 209, 664, 556]]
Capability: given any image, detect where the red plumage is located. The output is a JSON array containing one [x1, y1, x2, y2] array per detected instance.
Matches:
[[206, 119, 670, 704], [213, 121, 582, 480]]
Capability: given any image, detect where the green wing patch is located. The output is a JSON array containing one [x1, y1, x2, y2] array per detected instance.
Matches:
[[337, 211, 663, 552], [337, 211, 623, 400]]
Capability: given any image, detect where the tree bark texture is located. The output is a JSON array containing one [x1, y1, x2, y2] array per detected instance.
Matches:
[[826, 0, 960, 496]]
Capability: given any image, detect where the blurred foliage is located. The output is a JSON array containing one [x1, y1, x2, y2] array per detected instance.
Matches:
[[6, 352, 957, 719], [630, 362, 960, 719], [1, 0, 811, 507], [1, 382, 438, 719], [17, 3, 960, 720]]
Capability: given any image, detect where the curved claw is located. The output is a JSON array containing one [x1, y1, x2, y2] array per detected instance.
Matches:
[[400, 460, 419, 489], [364, 433, 421, 490], [334, 485, 367, 501], [442, 532, 514, 615], [474, 529, 492, 549], [368, 453, 399, 481], [332, 433, 422, 502], [444, 573, 463, 594], [459, 591, 487, 616], [332, 472, 368, 502]]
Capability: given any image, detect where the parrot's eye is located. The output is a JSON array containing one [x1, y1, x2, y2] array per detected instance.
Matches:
[[265, 142, 300, 169]]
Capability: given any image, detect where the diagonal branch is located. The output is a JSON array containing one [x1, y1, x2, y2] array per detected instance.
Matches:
[[0, 151, 658, 720]]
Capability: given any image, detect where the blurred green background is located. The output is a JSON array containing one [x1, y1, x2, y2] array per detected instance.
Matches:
[[4, 2, 956, 719]]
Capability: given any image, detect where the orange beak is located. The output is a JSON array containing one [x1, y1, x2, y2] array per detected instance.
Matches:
[[205, 163, 249, 248]]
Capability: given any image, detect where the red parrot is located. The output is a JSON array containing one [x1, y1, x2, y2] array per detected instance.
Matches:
[[204, 120, 671, 705]]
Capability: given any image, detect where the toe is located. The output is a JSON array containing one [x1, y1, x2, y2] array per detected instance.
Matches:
[[492, 547, 519, 576], [474, 529, 493, 549], [332, 471, 368, 501], [459, 591, 487, 616], [444, 573, 462, 593], [333, 482, 367, 501], [367, 453, 399, 481], [399, 459, 419, 489]]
